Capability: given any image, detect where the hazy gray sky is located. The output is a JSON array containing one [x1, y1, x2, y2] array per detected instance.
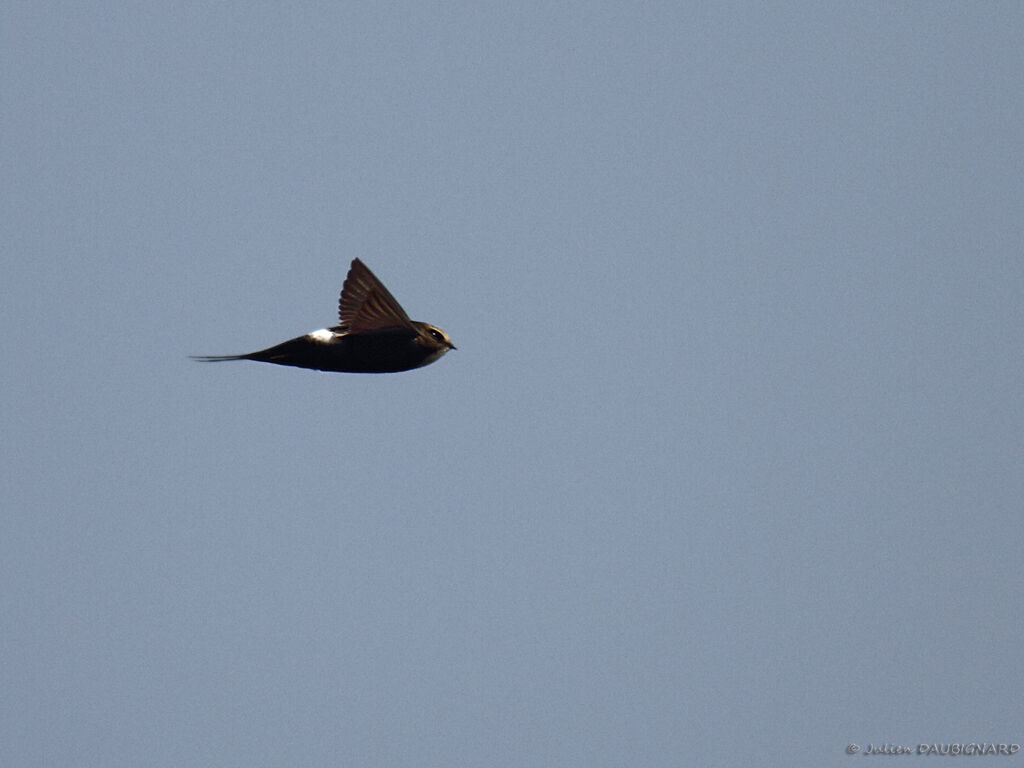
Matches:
[[3, 3, 1022, 766]]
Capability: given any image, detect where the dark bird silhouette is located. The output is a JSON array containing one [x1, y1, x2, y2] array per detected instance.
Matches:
[[191, 259, 454, 373]]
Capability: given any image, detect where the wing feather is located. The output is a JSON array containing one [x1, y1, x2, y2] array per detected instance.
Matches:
[[338, 259, 414, 331]]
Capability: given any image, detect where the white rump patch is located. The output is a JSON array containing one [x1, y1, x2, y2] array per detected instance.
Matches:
[[307, 328, 338, 343]]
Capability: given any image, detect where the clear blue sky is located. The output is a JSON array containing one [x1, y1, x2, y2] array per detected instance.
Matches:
[[3, 3, 1022, 766]]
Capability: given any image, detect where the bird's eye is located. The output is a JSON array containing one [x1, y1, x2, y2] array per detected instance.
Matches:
[[428, 329, 444, 341]]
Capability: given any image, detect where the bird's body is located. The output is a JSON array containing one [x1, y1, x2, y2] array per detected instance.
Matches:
[[192, 259, 454, 373]]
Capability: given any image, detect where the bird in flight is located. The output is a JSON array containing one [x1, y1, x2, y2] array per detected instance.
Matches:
[[192, 258, 455, 373]]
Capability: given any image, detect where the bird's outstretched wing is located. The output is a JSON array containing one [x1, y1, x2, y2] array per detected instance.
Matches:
[[338, 258, 415, 332]]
